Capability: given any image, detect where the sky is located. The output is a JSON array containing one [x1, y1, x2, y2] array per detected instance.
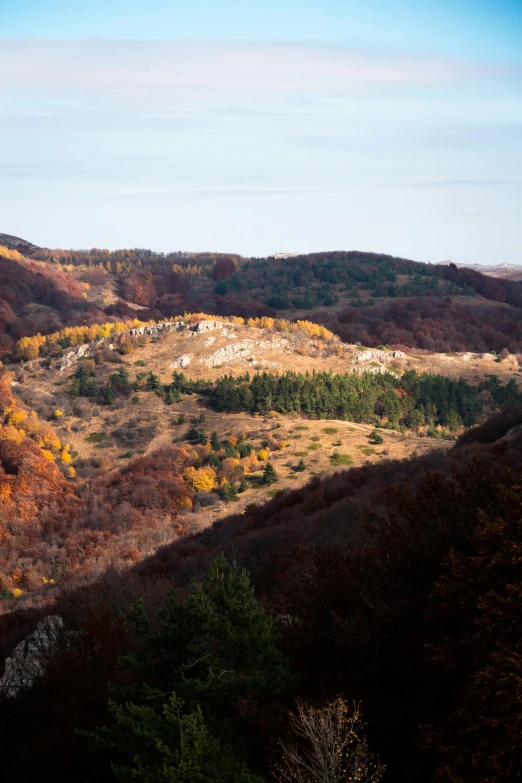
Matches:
[[0, 1, 521, 263]]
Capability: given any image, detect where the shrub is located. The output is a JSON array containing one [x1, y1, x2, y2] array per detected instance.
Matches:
[[86, 432, 106, 443], [330, 452, 353, 467]]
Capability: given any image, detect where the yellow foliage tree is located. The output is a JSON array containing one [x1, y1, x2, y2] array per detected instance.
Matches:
[[8, 409, 27, 427], [0, 484, 12, 503], [183, 466, 216, 492], [0, 425, 25, 444]]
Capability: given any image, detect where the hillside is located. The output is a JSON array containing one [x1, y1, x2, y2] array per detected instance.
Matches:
[[1, 242, 522, 782], [441, 261, 522, 281], [1, 403, 521, 782], [27, 244, 522, 353], [0, 233, 40, 256], [0, 246, 108, 359], [1, 309, 521, 608]]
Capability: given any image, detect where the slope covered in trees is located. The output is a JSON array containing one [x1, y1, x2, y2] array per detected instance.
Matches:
[[208, 369, 520, 429], [0, 248, 108, 359], [26, 244, 522, 353], [1, 407, 522, 781]]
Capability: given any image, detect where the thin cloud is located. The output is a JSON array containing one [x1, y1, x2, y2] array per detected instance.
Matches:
[[0, 40, 515, 99]]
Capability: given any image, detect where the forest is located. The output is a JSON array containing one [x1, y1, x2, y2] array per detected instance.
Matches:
[[5, 243, 522, 357], [66, 359, 522, 432], [0, 247, 107, 360], [2, 242, 522, 781], [0, 404, 522, 782], [207, 369, 520, 429]]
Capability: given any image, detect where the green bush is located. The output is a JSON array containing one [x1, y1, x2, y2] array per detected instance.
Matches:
[[86, 432, 106, 443], [330, 452, 353, 467]]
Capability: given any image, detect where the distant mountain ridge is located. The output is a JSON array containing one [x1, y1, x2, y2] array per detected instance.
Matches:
[[0, 233, 40, 255], [439, 260, 522, 281]]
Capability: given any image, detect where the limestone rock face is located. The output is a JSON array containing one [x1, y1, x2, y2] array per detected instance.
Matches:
[[129, 321, 186, 338], [170, 354, 192, 369], [0, 616, 65, 697], [355, 349, 385, 363], [192, 320, 224, 334], [58, 340, 102, 371]]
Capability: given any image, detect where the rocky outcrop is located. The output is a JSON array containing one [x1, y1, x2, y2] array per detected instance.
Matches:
[[0, 616, 65, 697], [129, 321, 186, 338], [58, 340, 106, 371], [354, 348, 406, 363], [170, 354, 192, 369], [58, 321, 189, 372], [201, 337, 291, 368], [192, 320, 224, 334]]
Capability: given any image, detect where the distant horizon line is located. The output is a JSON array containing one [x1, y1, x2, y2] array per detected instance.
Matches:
[[2, 232, 522, 268]]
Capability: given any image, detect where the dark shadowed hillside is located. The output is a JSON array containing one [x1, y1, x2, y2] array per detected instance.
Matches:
[[1, 407, 522, 782]]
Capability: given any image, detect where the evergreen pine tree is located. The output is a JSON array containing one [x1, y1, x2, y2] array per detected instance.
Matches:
[[103, 383, 116, 405], [208, 452, 221, 470], [210, 431, 222, 451], [262, 461, 278, 485], [88, 556, 292, 781]]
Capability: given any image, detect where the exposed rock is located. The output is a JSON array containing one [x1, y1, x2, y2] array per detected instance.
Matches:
[[170, 354, 192, 369], [0, 616, 65, 697], [202, 340, 256, 367], [129, 321, 186, 338], [355, 349, 385, 363], [192, 320, 224, 334], [390, 350, 407, 359], [202, 337, 291, 367], [58, 340, 103, 371]]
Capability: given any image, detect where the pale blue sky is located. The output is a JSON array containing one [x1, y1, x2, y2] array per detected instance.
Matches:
[[0, 1, 521, 262]]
